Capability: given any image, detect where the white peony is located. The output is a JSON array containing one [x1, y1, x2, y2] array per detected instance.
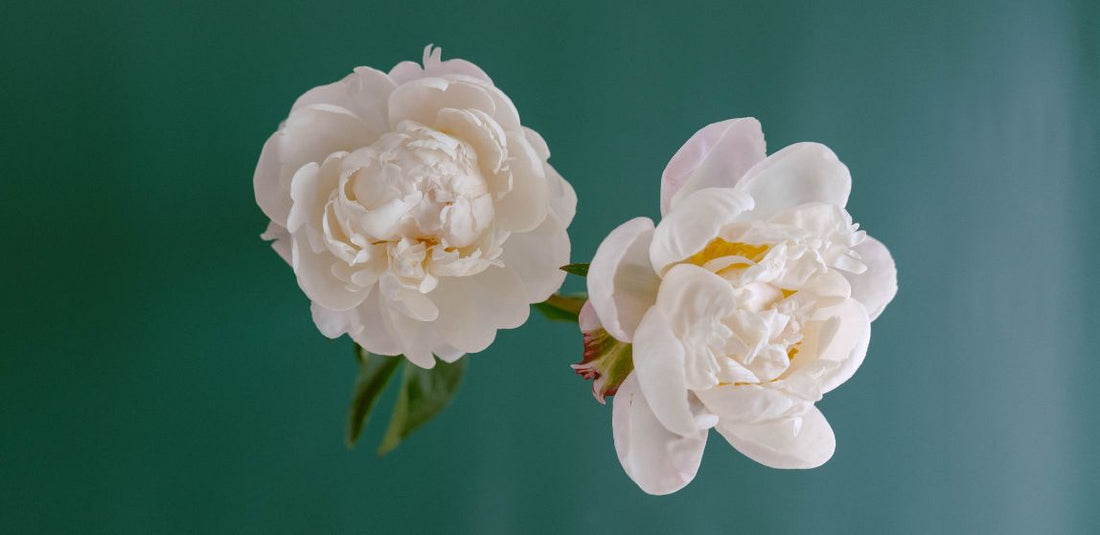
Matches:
[[255, 46, 575, 368], [585, 118, 896, 494]]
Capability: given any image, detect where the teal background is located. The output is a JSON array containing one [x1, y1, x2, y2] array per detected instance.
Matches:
[[3, 0, 1098, 532]]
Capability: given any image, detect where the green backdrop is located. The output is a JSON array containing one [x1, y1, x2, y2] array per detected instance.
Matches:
[[3, 0, 1098, 533]]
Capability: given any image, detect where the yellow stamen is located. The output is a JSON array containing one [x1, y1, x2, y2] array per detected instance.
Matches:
[[684, 238, 769, 272]]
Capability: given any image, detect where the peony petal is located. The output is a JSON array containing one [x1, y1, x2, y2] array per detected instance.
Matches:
[[715, 404, 836, 469], [430, 266, 531, 354], [695, 384, 810, 425], [389, 45, 495, 86], [254, 104, 376, 225], [632, 308, 699, 437], [662, 118, 766, 215], [734, 142, 852, 219], [545, 163, 577, 226], [290, 236, 369, 311], [493, 131, 549, 232], [650, 265, 738, 391], [499, 212, 570, 303], [649, 188, 755, 275], [845, 236, 897, 322], [782, 297, 870, 396], [613, 374, 708, 495], [587, 217, 660, 342], [290, 67, 395, 138], [347, 291, 404, 356], [261, 221, 292, 265], [387, 78, 497, 130]]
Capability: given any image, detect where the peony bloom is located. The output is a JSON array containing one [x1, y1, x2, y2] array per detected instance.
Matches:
[[584, 118, 896, 494], [255, 46, 575, 367]]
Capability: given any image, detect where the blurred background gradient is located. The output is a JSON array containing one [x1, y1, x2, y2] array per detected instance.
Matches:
[[3, 0, 1098, 532]]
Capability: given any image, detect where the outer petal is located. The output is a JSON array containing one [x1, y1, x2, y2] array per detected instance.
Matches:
[[632, 308, 698, 437], [695, 384, 810, 425], [715, 404, 836, 469], [734, 142, 852, 220], [492, 131, 549, 232], [430, 266, 531, 354], [500, 212, 570, 303], [781, 297, 871, 396], [290, 67, 395, 137], [845, 236, 897, 322], [545, 163, 577, 226], [388, 45, 494, 85], [613, 374, 708, 495], [387, 78, 497, 129], [261, 221, 291, 265], [662, 118, 766, 215], [254, 105, 376, 225], [290, 237, 370, 312], [344, 291, 405, 357], [587, 217, 660, 342], [649, 188, 755, 275]]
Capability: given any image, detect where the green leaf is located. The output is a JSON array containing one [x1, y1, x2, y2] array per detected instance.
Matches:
[[533, 292, 588, 323], [560, 263, 590, 277], [378, 358, 466, 455], [346, 346, 403, 448]]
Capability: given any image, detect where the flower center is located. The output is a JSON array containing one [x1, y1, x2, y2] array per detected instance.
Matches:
[[322, 121, 502, 289]]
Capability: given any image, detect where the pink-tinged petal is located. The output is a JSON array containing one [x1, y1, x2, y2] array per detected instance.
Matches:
[[254, 104, 376, 225], [715, 404, 836, 469], [434, 107, 508, 174], [261, 221, 291, 265], [430, 266, 530, 354], [493, 131, 549, 232], [632, 308, 698, 437], [345, 291, 404, 356], [388, 45, 494, 85], [545, 163, 577, 226], [734, 142, 852, 219], [500, 212, 570, 303], [845, 236, 897, 321], [387, 78, 497, 129], [695, 385, 810, 425], [290, 236, 369, 312], [379, 305, 443, 369], [588, 217, 660, 342], [291, 67, 395, 137], [649, 188, 755, 274], [661, 118, 766, 215], [650, 265, 738, 391], [782, 297, 870, 396], [613, 374, 708, 495]]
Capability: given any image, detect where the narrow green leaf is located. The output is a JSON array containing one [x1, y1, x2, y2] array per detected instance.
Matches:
[[533, 292, 588, 323], [560, 263, 590, 277], [346, 346, 402, 448], [378, 358, 466, 455]]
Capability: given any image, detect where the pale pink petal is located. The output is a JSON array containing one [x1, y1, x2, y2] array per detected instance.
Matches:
[[734, 142, 852, 219], [290, 236, 369, 311], [290, 67, 395, 137], [430, 266, 530, 354], [694, 385, 810, 425], [715, 405, 836, 469], [781, 297, 870, 396], [632, 308, 698, 437], [613, 374, 708, 495], [845, 236, 897, 321], [500, 212, 570, 303], [492, 131, 549, 232], [587, 217, 659, 342], [661, 118, 766, 215]]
